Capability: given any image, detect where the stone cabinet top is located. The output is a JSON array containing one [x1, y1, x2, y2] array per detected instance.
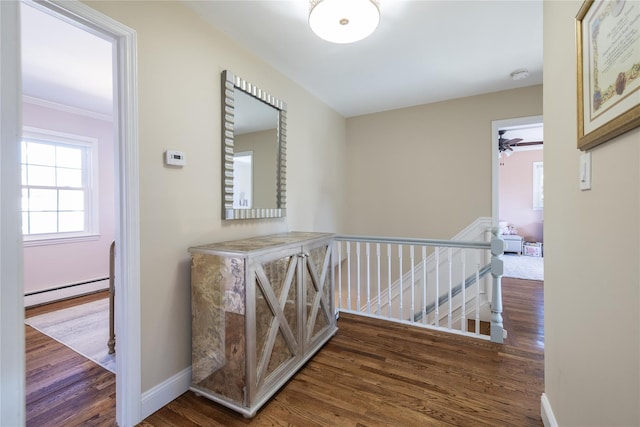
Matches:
[[189, 231, 334, 257]]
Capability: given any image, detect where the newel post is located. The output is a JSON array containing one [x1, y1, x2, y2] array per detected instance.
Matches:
[[490, 227, 505, 343]]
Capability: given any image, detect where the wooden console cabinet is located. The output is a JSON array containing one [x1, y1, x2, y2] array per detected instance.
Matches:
[[189, 232, 337, 418]]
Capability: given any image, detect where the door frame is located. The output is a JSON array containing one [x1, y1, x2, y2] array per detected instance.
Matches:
[[0, 2, 25, 425], [491, 115, 543, 229], [0, 1, 141, 425]]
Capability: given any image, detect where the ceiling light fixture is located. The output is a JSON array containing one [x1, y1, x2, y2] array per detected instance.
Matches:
[[309, 0, 380, 44]]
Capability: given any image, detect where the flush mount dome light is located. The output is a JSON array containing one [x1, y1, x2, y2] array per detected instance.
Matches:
[[309, 0, 380, 44]]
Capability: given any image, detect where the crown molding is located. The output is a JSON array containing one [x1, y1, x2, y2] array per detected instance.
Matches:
[[23, 95, 113, 122]]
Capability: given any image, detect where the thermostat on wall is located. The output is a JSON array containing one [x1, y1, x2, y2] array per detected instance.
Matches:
[[165, 150, 186, 167]]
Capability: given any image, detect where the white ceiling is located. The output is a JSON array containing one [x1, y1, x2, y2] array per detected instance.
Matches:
[[20, 1, 543, 138], [182, 0, 543, 118], [21, 3, 113, 115]]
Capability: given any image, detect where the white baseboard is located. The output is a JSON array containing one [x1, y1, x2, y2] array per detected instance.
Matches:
[[541, 393, 558, 427], [141, 366, 192, 420]]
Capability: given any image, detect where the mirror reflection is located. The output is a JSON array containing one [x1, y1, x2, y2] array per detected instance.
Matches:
[[233, 90, 278, 209], [232, 151, 252, 208], [221, 70, 287, 220]]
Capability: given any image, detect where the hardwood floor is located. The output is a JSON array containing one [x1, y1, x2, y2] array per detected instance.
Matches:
[[24, 279, 543, 426], [141, 278, 544, 426], [25, 291, 116, 427]]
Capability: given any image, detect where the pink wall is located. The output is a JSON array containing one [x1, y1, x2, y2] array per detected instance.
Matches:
[[499, 149, 543, 242], [22, 101, 115, 299]]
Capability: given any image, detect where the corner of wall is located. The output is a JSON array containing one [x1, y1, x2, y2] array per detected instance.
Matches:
[[140, 366, 192, 420], [541, 393, 559, 427]]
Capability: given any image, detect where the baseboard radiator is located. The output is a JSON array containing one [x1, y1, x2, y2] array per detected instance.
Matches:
[[24, 277, 109, 307]]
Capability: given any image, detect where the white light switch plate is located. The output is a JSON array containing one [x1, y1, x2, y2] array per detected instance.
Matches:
[[580, 152, 591, 190]]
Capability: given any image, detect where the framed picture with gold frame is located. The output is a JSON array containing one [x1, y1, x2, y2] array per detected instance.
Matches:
[[576, 0, 640, 151]]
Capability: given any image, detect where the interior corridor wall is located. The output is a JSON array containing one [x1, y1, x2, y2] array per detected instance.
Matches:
[[543, 1, 639, 425], [86, 1, 347, 393], [345, 85, 542, 239]]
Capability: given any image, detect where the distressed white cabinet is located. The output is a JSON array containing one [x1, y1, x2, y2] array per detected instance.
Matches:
[[189, 232, 336, 418]]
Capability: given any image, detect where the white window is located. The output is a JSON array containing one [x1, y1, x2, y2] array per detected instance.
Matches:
[[533, 161, 543, 210], [21, 127, 99, 244]]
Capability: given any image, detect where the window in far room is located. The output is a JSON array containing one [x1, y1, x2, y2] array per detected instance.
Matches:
[[21, 127, 99, 244], [533, 161, 543, 210]]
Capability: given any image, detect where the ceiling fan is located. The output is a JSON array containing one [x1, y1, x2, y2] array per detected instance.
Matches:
[[498, 130, 523, 152]]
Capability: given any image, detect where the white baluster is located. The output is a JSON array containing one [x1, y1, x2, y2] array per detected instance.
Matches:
[[337, 241, 342, 312], [346, 242, 351, 311], [447, 247, 453, 330], [356, 242, 361, 312], [387, 244, 392, 318], [434, 248, 439, 326], [422, 246, 427, 325], [461, 250, 466, 332], [410, 245, 415, 323], [398, 245, 403, 320], [366, 242, 371, 315], [475, 262, 480, 335], [376, 243, 381, 315]]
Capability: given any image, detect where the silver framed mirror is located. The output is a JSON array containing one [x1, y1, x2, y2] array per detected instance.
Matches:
[[221, 70, 287, 220]]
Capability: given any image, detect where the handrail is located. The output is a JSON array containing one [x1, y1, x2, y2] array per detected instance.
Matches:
[[335, 234, 490, 250], [334, 228, 504, 343], [413, 263, 492, 322]]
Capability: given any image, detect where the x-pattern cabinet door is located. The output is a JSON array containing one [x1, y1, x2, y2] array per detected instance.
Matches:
[[302, 240, 334, 351], [250, 247, 302, 401]]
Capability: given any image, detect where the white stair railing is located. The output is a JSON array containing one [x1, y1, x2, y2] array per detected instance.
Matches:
[[334, 229, 505, 343]]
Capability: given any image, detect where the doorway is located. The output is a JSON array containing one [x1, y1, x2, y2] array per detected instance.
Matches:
[[21, 0, 117, 407], [492, 115, 544, 281], [0, 1, 141, 425], [21, 1, 116, 309]]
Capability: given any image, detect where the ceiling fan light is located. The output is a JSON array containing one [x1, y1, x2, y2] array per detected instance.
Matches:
[[309, 0, 380, 44]]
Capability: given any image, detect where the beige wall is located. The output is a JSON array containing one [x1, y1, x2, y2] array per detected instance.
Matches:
[[74, 4, 640, 423], [87, 1, 346, 392], [544, 1, 640, 425], [345, 85, 542, 239]]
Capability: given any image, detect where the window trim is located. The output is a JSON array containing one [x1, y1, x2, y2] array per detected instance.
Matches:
[[233, 150, 253, 209], [532, 161, 544, 211], [22, 126, 100, 245]]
